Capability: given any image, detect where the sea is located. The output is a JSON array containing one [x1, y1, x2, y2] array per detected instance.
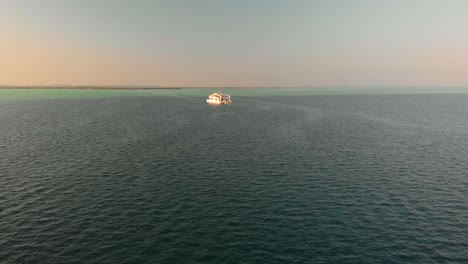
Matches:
[[1, 88, 467, 263]]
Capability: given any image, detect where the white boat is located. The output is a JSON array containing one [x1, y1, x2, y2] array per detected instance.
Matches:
[[206, 92, 232, 105]]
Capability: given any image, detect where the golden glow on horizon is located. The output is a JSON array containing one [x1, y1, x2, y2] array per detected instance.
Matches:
[[2, 26, 468, 87], [3, 1, 468, 87]]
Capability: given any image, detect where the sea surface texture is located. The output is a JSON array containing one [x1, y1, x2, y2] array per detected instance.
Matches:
[[1, 90, 467, 263]]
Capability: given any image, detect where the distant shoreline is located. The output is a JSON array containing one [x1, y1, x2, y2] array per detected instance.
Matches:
[[0, 86, 182, 90]]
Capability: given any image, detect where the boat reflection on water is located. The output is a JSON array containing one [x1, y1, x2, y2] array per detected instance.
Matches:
[[206, 92, 232, 105]]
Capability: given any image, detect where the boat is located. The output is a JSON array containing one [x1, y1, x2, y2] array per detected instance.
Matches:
[[206, 92, 232, 105]]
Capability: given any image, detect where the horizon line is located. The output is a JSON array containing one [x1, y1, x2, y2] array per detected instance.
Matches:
[[2, 85, 468, 89]]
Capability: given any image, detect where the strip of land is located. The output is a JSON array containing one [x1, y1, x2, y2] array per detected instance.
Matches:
[[0, 86, 181, 90]]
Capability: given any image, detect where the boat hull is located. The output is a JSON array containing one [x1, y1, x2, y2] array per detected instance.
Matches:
[[206, 99, 222, 104], [206, 99, 231, 105]]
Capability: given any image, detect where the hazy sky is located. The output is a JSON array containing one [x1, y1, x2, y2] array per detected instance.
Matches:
[[2, 0, 468, 87]]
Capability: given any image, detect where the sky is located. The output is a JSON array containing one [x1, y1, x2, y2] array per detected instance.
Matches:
[[1, 0, 468, 87]]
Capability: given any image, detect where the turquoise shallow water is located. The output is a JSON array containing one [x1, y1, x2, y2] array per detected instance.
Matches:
[[2, 86, 468, 102], [0, 90, 467, 263]]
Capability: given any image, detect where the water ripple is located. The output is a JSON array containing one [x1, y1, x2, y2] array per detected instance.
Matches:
[[1, 95, 467, 263]]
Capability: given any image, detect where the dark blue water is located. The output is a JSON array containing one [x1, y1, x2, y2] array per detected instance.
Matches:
[[1, 95, 467, 263]]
